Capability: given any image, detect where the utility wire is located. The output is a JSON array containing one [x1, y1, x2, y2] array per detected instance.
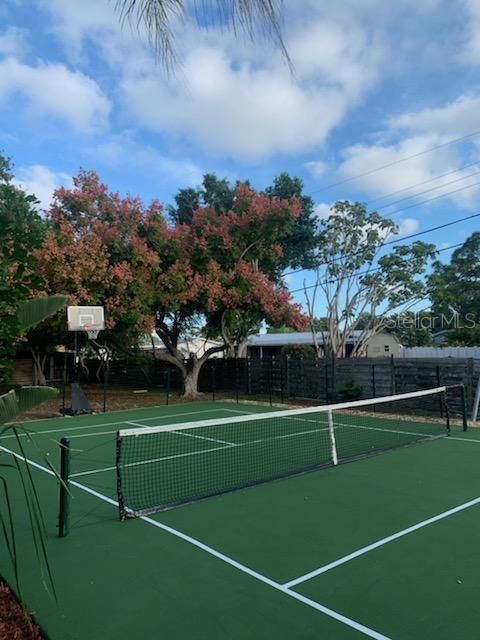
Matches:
[[373, 169, 480, 212], [289, 241, 463, 295], [366, 160, 480, 206], [308, 129, 480, 195], [282, 209, 480, 279]]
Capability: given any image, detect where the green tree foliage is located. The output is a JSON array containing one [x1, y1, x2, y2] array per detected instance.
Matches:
[[169, 172, 317, 355], [306, 201, 436, 358], [383, 311, 434, 347], [429, 232, 480, 345], [264, 173, 317, 270], [153, 183, 308, 393], [0, 155, 46, 382], [169, 174, 237, 225]]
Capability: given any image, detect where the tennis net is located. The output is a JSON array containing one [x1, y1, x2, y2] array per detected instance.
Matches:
[[116, 386, 458, 519]]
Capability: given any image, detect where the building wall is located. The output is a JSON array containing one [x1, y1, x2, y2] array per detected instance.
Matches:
[[365, 334, 401, 358]]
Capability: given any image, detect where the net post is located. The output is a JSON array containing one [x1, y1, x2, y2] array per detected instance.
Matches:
[[61, 351, 67, 415], [58, 437, 71, 538], [103, 358, 109, 413], [327, 410, 338, 465], [116, 431, 126, 521]]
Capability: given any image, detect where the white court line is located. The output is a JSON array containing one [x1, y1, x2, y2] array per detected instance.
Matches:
[[0, 407, 236, 440], [173, 430, 234, 446], [69, 443, 234, 478], [283, 496, 480, 589], [0, 444, 391, 640], [126, 421, 235, 446], [72, 425, 331, 479]]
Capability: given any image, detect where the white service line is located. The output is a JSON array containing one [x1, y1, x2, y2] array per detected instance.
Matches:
[[0, 443, 391, 640], [69, 425, 330, 479], [69, 443, 235, 478], [0, 407, 234, 440], [172, 430, 235, 446], [283, 495, 480, 589]]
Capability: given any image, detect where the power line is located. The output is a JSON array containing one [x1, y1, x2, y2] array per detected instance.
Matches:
[[282, 208, 480, 279], [308, 129, 480, 195], [366, 160, 480, 206], [289, 241, 463, 295], [374, 168, 480, 212]]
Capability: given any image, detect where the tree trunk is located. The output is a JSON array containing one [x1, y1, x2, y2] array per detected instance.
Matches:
[[30, 347, 46, 386], [183, 362, 202, 397], [237, 340, 248, 358]]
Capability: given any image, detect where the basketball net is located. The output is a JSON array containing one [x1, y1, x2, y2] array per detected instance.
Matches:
[[84, 324, 101, 340]]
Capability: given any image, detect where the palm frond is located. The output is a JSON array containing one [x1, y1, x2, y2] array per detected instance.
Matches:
[[114, 0, 292, 72], [0, 387, 58, 428], [16, 295, 67, 333]]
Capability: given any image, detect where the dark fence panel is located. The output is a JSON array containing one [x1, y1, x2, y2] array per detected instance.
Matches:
[[40, 352, 479, 418]]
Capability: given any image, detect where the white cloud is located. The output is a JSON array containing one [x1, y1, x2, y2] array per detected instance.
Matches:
[[37, 0, 385, 160], [305, 161, 328, 180], [397, 217, 420, 237], [314, 203, 332, 219], [14, 164, 72, 211], [120, 46, 354, 161], [336, 131, 480, 210], [460, 0, 480, 63], [35, 0, 120, 63], [0, 57, 110, 132], [0, 27, 28, 57], [85, 133, 204, 186], [391, 94, 480, 138]]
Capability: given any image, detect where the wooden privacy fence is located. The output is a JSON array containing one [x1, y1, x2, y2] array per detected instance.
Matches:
[[199, 356, 480, 417]]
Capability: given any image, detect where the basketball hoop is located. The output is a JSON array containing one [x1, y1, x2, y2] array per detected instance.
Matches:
[[67, 306, 105, 340], [84, 324, 101, 340]]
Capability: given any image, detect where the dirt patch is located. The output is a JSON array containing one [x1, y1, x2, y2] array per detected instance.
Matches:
[[0, 582, 43, 640], [10, 385, 207, 423]]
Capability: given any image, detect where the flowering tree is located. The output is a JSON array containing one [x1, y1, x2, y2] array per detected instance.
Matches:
[[151, 184, 308, 394], [33, 171, 162, 363], [35, 173, 307, 396]]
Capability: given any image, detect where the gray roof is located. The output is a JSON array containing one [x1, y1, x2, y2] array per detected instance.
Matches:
[[247, 331, 369, 347]]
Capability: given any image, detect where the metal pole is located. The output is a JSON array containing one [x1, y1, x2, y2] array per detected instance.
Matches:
[[58, 437, 71, 538], [103, 358, 109, 413], [62, 351, 67, 415]]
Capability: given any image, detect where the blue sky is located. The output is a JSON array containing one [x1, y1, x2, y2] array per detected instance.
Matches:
[[1, 0, 480, 315]]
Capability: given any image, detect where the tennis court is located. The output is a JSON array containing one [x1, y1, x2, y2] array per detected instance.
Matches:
[[1, 390, 480, 639]]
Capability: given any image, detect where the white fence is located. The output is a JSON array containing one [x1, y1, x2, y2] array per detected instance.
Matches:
[[400, 346, 480, 359]]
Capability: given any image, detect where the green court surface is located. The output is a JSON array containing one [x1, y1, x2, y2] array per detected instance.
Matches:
[[1, 400, 480, 639]]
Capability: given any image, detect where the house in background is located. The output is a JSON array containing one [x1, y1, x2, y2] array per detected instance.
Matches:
[[138, 332, 224, 358], [247, 331, 401, 358]]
